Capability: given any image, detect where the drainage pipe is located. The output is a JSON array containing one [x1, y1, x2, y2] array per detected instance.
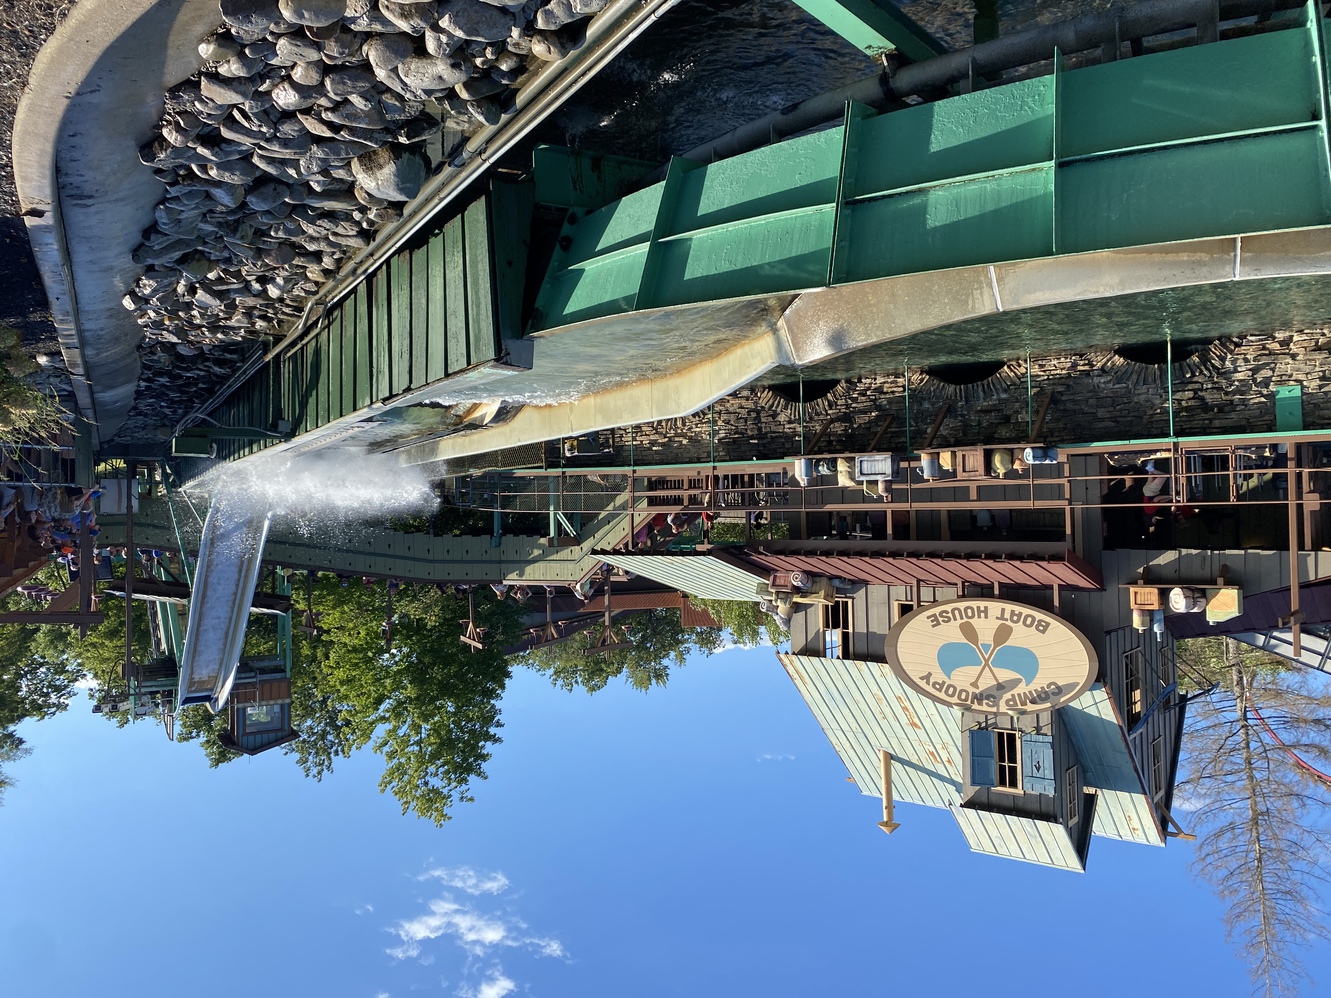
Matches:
[[678, 0, 1309, 166]]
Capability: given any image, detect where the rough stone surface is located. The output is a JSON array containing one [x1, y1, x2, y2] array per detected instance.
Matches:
[[350, 143, 428, 201], [277, 0, 347, 27]]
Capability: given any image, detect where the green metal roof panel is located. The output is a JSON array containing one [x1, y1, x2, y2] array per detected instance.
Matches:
[[1058, 27, 1319, 159], [599, 552, 767, 602], [778, 654, 964, 809], [1062, 683, 1165, 847], [533, 12, 1331, 333], [951, 805, 1086, 872]]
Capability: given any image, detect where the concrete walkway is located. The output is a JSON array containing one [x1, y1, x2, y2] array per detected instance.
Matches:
[[13, 0, 219, 443]]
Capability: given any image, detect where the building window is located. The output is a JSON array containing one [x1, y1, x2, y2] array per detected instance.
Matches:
[[1151, 736, 1166, 800], [1125, 649, 1144, 727], [894, 601, 914, 624], [823, 598, 852, 659], [1065, 766, 1079, 825], [243, 704, 284, 733], [995, 730, 1020, 790]]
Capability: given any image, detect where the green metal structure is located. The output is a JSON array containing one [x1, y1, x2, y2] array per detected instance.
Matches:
[[787, 0, 947, 62], [533, 13, 1331, 330]]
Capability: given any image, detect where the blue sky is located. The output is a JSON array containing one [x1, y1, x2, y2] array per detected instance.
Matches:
[[2, 645, 1322, 998]]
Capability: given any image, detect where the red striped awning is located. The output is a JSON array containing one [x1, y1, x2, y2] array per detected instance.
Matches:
[[744, 549, 1102, 590]]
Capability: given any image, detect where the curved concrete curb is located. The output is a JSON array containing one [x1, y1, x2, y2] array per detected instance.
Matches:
[[13, 0, 220, 442]]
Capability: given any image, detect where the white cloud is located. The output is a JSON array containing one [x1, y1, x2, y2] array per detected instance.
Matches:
[[386, 868, 566, 963], [356, 904, 375, 915], [419, 867, 510, 896], [757, 753, 795, 763], [457, 970, 517, 998]]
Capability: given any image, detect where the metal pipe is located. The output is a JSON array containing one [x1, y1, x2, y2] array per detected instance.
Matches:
[[676, 0, 1307, 167]]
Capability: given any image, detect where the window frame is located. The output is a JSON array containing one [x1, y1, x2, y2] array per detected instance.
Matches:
[[1124, 648, 1144, 727], [1151, 735, 1166, 800], [822, 597, 853, 659], [1065, 766, 1080, 825], [994, 729, 1021, 791]]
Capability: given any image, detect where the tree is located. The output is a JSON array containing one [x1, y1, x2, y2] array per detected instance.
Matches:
[[285, 578, 525, 825], [688, 597, 787, 647], [174, 704, 242, 767], [1177, 637, 1331, 996], [520, 607, 724, 694], [0, 618, 84, 804]]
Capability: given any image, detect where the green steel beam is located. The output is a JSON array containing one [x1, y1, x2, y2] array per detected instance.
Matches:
[[789, 0, 946, 63], [534, 13, 1331, 332]]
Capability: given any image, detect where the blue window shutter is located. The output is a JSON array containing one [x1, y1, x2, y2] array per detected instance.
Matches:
[[969, 729, 996, 787], [1023, 734, 1055, 795]]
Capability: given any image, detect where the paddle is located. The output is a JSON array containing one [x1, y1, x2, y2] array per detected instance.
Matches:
[[960, 621, 1013, 689]]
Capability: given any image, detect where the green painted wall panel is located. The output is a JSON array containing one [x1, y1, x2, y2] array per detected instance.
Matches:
[[354, 287, 371, 410], [839, 167, 1053, 282], [671, 130, 841, 234], [464, 198, 497, 367], [652, 208, 835, 305], [411, 244, 429, 388], [326, 319, 341, 421], [850, 76, 1053, 197], [391, 253, 412, 393], [444, 217, 468, 375], [337, 307, 353, 418], [373, 270, 391, 401], [426, 232, 448, 382], [1060, 28, 1320, 159], [1058, 130, 1329, 253]]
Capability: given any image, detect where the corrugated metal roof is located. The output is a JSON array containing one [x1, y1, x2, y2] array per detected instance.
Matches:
[[952, 806, 1086, 872], [600, 552, 766, 602], [780, 654, 1165, 860], [749, 550, 1102, 589], [778, 654, 964, 808], [1062, 684, 1165, 846]]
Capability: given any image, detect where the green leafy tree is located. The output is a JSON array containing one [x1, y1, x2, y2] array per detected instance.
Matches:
[[285, 578, 524, 825], [0, 619, 84, 803], [520, 607, 724, 694], [688, 597, 787, 647], [175, 704, 242, 767], [1178, 637, 1331, 996]]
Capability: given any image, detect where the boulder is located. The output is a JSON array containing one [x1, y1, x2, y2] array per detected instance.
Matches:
[[220, 0, 282, 35], [397, 54, 469, 91], [534, 0, 581, 31], [277, 0, 347, 27], [199, 35, 243, 62], [298, 110, 340, 136], [271, 79, 325, 109], [323, 66, 378, 96], [290, 59, 325, 85], [351, 144, 428, 201], [438, 0, 513, 41], [423, 25, 461, 57], [275, 32, 322, 61], [378, 0, 437, 34], [322, 100, 388, 128], [200, 74, 255, 105], [363, 31, 414, 71], [455, 75, 502, 100], [245, 181, 292, 210]]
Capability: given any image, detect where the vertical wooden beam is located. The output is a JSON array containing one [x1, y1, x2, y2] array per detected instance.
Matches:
[[878, 749, 900, 834]]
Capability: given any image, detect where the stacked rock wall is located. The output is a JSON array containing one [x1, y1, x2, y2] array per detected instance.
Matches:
[[124, 0, 606, 384]]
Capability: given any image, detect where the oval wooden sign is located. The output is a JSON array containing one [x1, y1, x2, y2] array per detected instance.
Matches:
[[885, 598, 1098, 714]]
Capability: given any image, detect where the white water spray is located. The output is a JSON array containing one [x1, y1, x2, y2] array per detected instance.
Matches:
[[176, 444, 438, 713]]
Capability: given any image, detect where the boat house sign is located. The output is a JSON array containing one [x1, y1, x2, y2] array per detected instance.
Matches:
[[885, 599, 1098, 714]]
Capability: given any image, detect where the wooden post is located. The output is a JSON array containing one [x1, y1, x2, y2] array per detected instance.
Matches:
[[878, 749, 901, 834]]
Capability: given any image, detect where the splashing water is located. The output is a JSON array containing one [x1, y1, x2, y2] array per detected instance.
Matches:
[[189, 443, 438, 531]]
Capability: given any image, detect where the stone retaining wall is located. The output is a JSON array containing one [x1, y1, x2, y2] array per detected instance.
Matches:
[[586, 329, 1331, 467]]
